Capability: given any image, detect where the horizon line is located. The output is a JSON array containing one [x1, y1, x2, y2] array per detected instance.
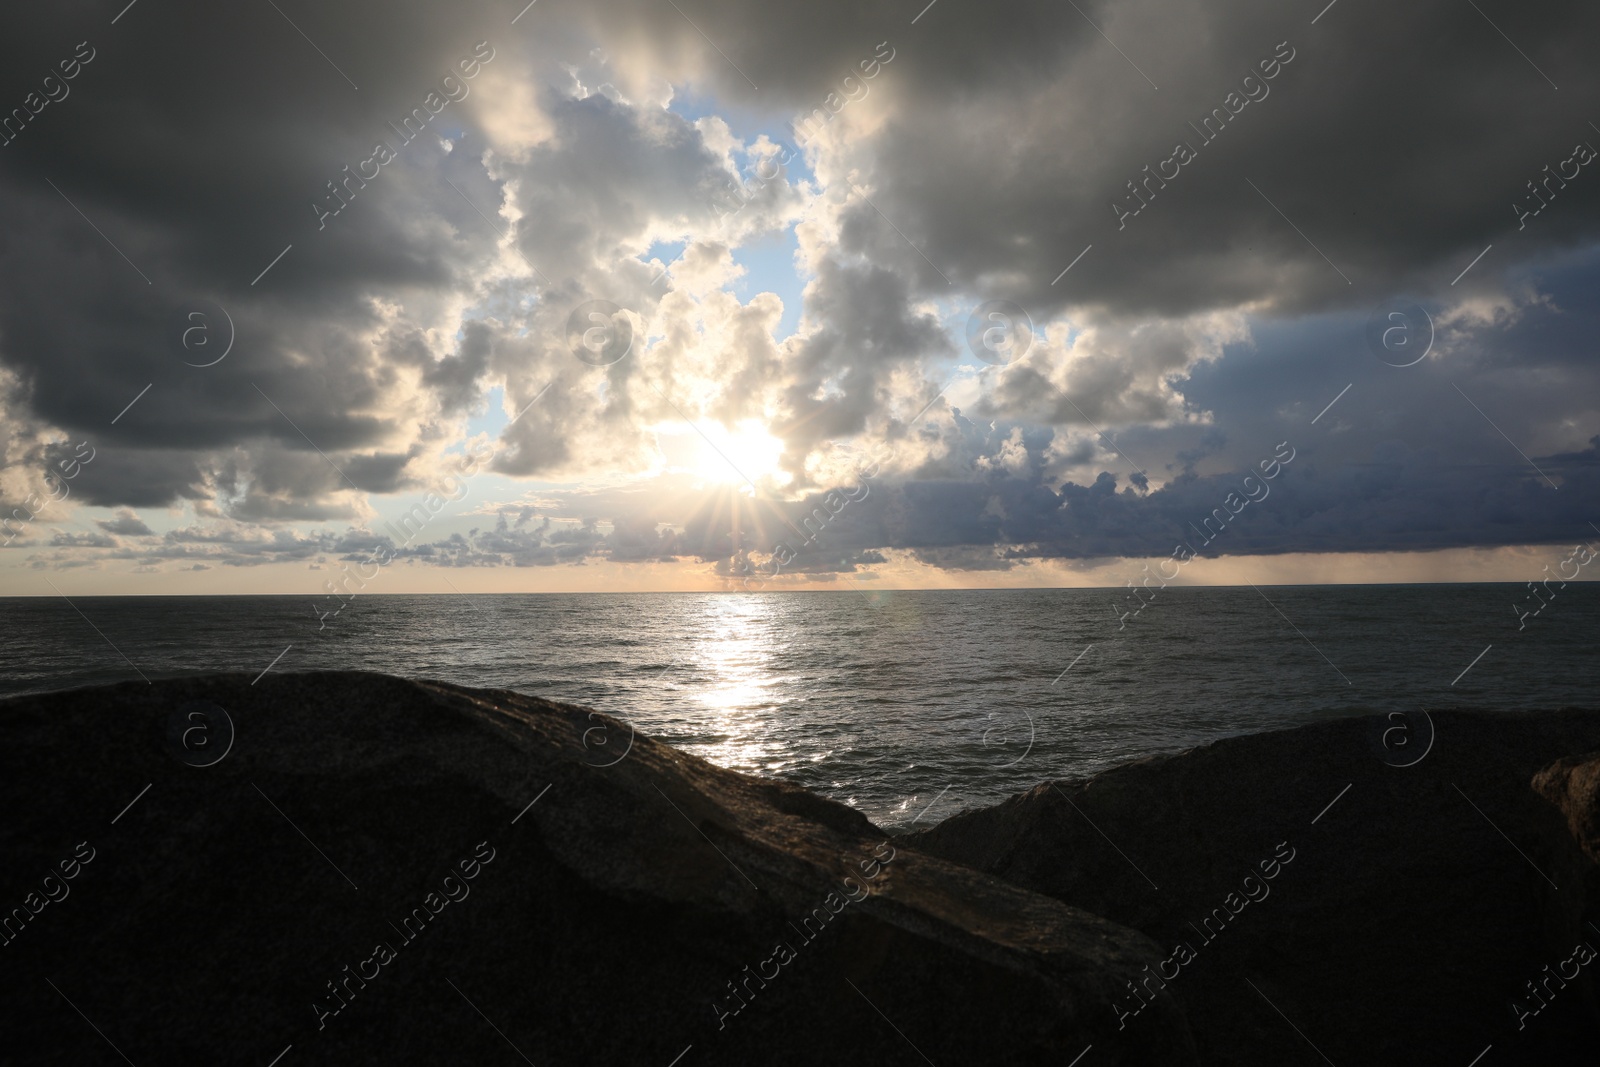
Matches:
[[0, 578, 1592, 599]]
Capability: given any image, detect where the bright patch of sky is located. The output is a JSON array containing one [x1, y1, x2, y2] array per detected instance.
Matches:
[[731, 226, 804, 340]]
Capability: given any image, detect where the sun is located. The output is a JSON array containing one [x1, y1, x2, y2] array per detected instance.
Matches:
[[664, 418, 789, 490]]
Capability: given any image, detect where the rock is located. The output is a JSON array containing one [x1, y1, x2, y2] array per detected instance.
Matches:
[[905, 709, 1600, 1065], [0, 672, 1195, 1065], [1535, 751, 1600, 862], [1533, 749, 1600, 979]]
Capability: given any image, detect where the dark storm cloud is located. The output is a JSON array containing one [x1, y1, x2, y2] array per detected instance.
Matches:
[[0, 0, 538, 508], [62, 448, 207, 508], [817, 0, 1600, 319], [766, 441, 1596, 565]]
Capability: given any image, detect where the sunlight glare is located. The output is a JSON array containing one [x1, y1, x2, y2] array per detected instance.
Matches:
[[664, 418, 788, 490]]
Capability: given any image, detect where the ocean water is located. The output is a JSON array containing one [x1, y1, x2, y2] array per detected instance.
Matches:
[[0, 584, 1594, 829]]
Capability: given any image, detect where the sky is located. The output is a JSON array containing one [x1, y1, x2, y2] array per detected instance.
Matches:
[[0, 0, 1597, 595]]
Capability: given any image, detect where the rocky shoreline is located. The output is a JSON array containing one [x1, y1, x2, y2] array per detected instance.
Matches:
[[904, 706, 1600, 1063], [0, 673, 1595, 1063]]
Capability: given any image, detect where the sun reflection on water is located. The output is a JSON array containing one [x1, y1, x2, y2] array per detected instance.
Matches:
[[678, 595, 793, 775]]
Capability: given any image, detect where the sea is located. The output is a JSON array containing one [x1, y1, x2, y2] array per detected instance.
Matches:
[[1, 584, 1594, 829]]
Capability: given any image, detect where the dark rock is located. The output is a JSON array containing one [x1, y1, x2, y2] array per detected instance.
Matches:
[[0, 672, 1195, 1065], [904, 709, 1600, 1064], [1536, 751, 1600, 862], [1533, 749, 1600, 981]]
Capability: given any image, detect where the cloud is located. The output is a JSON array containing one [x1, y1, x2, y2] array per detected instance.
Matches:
[[95, 509, 153, 536], [1, 0, 1598, 585]]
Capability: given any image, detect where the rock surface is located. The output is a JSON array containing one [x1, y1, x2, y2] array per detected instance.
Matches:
[[905, 708, 1600, 1064], [0, 672, 1193, 1066], [1536, 750, 1600, 862]]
